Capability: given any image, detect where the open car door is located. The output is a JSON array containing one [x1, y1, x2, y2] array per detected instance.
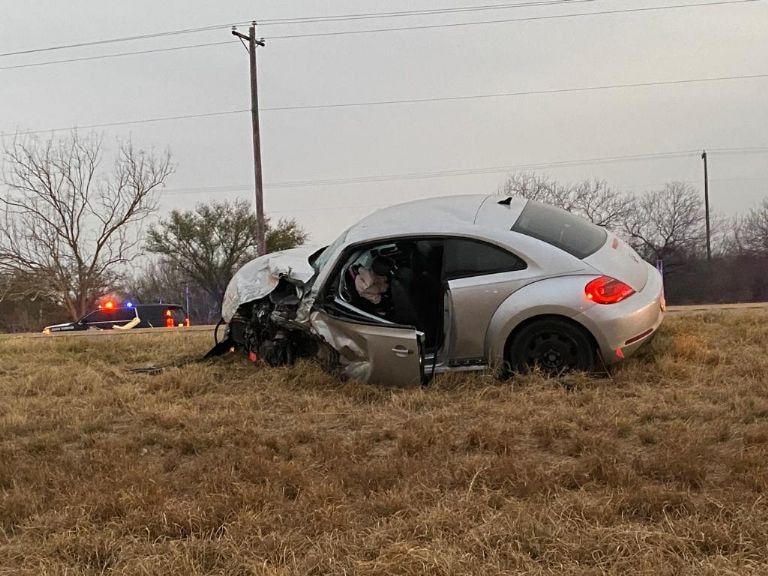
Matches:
[[311, 308, 424, 387]]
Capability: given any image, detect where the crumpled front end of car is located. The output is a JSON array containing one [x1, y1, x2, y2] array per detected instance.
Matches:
[[221, 246, 318, 323], [218, 247, 318, 366]]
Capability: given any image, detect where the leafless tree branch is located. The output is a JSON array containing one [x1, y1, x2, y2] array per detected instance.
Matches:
[[0, 131, 173, 319]]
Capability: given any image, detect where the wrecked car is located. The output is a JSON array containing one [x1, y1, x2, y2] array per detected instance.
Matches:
[[214, 195, 665, 386]]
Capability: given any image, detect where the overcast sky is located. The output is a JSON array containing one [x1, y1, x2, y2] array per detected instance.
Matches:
[[1, 0, 766, 244]]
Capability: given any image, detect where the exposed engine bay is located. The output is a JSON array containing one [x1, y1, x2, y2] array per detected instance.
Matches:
[[226, 279, 318, 367]]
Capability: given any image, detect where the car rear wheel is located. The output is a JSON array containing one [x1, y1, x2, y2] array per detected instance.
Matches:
[[506, 318, 595, 375]]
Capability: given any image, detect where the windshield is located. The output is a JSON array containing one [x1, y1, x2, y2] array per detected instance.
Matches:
[[311, 227, 350, 273]]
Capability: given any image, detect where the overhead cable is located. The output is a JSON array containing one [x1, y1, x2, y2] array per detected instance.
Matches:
[[0, 41, 236, 71], [3, 70, 767, 137], [0, 22, 251, 58], [162, 149, 768, 193], [264, 0, 759, 40], [257, 0, 596, 25], [0, 0, 755, 60]]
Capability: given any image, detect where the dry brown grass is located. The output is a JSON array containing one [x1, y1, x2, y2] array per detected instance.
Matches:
[[1, 312, 768, 575]]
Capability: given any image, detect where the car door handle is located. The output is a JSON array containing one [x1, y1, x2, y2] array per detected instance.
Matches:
[[391, 345, 413, 357]]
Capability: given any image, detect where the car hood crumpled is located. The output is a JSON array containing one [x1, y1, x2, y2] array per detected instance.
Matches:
[[221, 245, 318, 322]]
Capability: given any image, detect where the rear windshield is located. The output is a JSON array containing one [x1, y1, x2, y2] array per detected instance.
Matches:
[[512, 201, 607, 259]]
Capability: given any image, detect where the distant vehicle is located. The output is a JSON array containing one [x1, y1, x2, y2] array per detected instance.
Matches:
[[42, 302, 189, 334], [216, 195, 665, 386]]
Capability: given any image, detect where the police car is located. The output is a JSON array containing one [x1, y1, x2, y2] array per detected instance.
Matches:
[[42, 301, 190, 334]]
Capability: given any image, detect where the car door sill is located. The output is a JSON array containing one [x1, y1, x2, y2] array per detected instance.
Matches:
[[433, 364, 488, 374]]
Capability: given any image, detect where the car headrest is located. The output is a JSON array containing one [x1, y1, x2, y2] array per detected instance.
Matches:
[[371, 256, 394, 276]]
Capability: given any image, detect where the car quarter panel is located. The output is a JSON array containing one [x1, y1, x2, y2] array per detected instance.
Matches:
[[448, 268, 560, 362], [485, 275, 600, 367], [582, 231, 649, 291], [576, 262, 665, 363]]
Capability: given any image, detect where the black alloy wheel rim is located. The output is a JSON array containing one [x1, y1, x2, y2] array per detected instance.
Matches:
[[523, 331, 581, 373]]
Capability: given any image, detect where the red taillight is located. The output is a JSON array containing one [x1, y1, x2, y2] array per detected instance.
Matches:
[[585, 276, 635, 305]]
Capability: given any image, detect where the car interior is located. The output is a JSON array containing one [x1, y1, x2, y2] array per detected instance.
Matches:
[[329, 239, 446, 352]]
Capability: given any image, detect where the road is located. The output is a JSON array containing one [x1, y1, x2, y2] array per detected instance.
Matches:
[[2, 302, 766, 340], [666, 302, 768, 313], [1, 324, 218, 340]]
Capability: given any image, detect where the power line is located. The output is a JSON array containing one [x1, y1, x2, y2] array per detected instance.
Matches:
[[0, 2, 599, 59], [264, 0, 759, 40], [260, 72, 768, 111], [707, 146, 768, 154], [0, 41, 236, 71], [0, 22, 251, 59], [1, 109, 249, 137], [257, 0, 596, 25], [0, 2, 593, 59], [4, 70, 767, 137], [0, 0, 755, 62], [268, 153, 701, 188], [156, 148, 768, 193], [265, 203, 385, 215], [159, 150, 703, 193]]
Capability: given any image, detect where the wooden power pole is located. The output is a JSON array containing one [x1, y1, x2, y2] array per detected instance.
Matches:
[[233, 22, 267, 255], [701, 150, 711, 261]]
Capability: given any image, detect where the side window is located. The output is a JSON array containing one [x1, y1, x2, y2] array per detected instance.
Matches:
[[445, 238, 526, 279], [113, 308, 137, 322], [138, 308, 161, 326], [81, 310, 109, 324]]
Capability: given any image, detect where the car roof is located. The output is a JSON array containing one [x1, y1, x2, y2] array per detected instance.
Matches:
[[100, 304, 183, 311], [344, 194, 529, 243]]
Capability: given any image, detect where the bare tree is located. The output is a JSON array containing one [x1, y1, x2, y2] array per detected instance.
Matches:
[[622, 182, 705, 262], [741, 198, 768, 255], [709, 214, 743, 258], [499, 172, 633, 229], [0, 132, 172, 319]]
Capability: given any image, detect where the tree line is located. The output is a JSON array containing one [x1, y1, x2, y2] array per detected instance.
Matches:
[[500, 173, 768, 304], [0, 132, 766, 332], [0, 133, 306, 332]]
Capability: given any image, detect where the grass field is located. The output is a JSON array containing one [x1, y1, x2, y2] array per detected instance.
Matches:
[[1, 312, 767, 575]]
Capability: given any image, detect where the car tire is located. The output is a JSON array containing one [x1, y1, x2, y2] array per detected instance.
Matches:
[[506, 318, 595, 375]]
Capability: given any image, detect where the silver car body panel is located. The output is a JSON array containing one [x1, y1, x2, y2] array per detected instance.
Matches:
[[484, 264, 664, 367], [221, 245, 318, 323], [310, 310, 422, 387], [577, 262, 664, 360], [583, 231, 649, 292]]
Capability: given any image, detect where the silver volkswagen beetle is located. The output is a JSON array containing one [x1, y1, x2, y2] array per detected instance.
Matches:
[[214, 195, 665, 386]]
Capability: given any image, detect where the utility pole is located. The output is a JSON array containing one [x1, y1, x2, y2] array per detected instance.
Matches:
[[233, 22, 267, 255], [701, 150, 711, 261]]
